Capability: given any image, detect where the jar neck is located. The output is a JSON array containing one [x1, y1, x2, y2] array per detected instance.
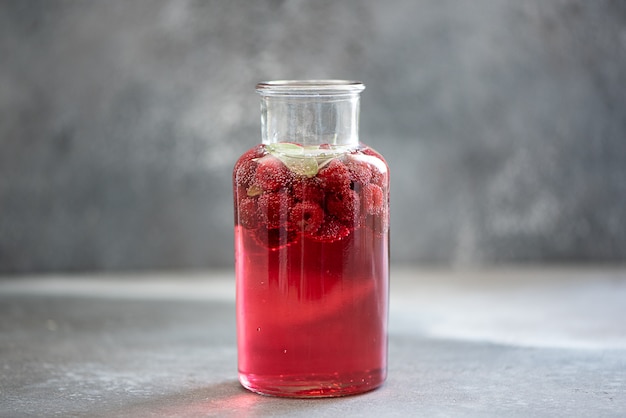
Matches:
[[257, 81, 364, 146]]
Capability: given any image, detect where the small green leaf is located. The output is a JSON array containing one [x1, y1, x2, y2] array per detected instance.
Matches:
[[266, 143, 354, 177], [281, 156, 319, 177], [267, 143, 319, 177], [247, 184, 263, 196], [267, 143, 304, 155]]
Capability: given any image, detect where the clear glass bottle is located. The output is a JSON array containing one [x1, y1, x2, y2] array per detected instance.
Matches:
[[233, 80, 389, 397]]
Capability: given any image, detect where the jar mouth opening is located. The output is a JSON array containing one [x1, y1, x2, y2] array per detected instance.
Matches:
[[256, 80, 365, 96]]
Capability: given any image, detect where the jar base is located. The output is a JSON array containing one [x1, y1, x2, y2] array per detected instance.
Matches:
[[238, 369, 386, 398]]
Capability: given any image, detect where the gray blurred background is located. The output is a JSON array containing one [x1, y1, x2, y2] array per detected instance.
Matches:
[[1, 0, 625, 275]]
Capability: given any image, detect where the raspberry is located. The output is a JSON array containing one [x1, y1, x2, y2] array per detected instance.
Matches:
[[257, 191, 292, 229], [363, 183, 385, 215], [326, 189, 360, 224], [235, 159, 257, 187], [234, 160, 258, 198], [289, 201, 324, 234], [345, 156, 373, 188], [365, 209, 389, 236], [292, 176, 325, 204], [360, 147, 384, 159], [370, 166, 387, 188], [359, 148, 387, 187], [310, 217, 351, 242], [254, 156, 293, 192], [234, 145, 265, 197], [317, 159, 351, 193], [237, 197, 259, 229]]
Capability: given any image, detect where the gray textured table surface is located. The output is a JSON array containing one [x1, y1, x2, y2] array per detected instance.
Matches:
[[1, 267, 625, 417]]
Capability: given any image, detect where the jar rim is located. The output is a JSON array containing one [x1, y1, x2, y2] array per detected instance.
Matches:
[[256, 80, 365, 96]]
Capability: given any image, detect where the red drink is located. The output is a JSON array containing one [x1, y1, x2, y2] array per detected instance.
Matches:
[[234, 143, 389, 397]]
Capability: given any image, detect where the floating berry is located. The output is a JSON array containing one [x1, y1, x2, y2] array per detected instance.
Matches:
[[363, 183, 385, 215], [358, 148, 387, 187], [370, 166, 387, 188], [235, 159, 257, 187], [234, 145, 267, 197], [234, 160, 258, 199], [289, 201, 324, 234], [234, 144, 265, 171], [360, 147, 383, 159], [317, 159, 351, 193], [254, 156, 293, 192], [345, 156, 373, 187], [257, 191, 292, 229], [292, 176, 325, 204], [237, 197, 259, 229], [366, 209, 389, 236], [326, 189, 360, 223], [310, 217, 351, 242]]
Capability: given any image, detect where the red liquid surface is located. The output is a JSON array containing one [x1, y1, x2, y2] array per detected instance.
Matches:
[[234, 144, 389, 397]]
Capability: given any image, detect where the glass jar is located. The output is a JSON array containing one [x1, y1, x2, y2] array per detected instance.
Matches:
[[233, 80, 389, 397]]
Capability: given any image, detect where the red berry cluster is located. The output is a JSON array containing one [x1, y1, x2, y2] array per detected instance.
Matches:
[[234, 145, 389, 249]]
